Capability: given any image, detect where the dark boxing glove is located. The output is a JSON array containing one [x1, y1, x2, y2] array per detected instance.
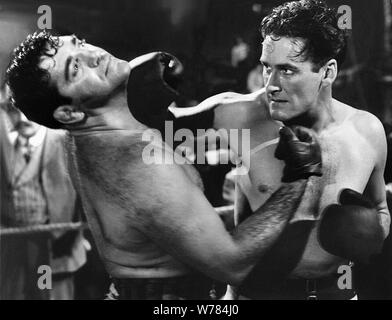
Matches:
[[127, 52, 183, 129], [275, 126, 322, 182], [319, 189, 384, 263]]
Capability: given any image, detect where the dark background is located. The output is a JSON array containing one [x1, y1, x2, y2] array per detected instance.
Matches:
[[1, 0, 392, 299], [0, 0, 391, 119]]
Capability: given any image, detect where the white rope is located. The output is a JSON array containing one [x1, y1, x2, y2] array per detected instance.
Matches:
[[0, 222, 85, 236]]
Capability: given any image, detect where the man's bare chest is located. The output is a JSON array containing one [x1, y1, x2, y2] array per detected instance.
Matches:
[[241, 126, 375, 208], [319, 126, 375, 190]]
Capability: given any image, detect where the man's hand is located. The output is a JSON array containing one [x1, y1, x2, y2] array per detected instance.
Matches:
[[275, 126, 322, 182]]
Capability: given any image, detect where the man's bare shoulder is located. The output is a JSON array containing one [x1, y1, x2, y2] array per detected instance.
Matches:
[[346, 108, 385, 141], [338, 104, 387, 156], [207, 87, 267, 104], [213, 88, 271, 128], [220, 87, 268, 109]]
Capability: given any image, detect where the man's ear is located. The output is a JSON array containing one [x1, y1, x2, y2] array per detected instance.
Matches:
[[320, 59, 338, 88], [53, 105, 85, 125]]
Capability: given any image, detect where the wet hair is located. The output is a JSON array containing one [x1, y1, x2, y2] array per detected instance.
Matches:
[[6, 30, 71, 128], [260, 0, 347, 71]]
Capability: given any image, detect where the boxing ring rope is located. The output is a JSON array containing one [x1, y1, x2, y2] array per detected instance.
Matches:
[[0, 205, 235, 236], [0, 222, 86, 236]]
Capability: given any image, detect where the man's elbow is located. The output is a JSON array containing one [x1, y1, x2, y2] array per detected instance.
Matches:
[[217, 264, 254, 286], [214, 274, 240, 287]]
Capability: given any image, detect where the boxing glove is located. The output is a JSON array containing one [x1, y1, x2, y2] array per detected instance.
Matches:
[[275, 126, 323, 182], [127, 52, 183, 129], [319, 189, 384, 263]]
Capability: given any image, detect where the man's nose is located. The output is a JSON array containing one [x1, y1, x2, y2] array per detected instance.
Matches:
[[19, 112, 35, 125], [78, 50, 103, 68], [15, 111, 35, 129], [20, 112, 29, 122], [265, 70, 281, 95]]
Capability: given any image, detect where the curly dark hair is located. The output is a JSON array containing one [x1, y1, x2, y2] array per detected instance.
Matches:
[[260, 0, 348, 71], [6, 30, 71, 129]]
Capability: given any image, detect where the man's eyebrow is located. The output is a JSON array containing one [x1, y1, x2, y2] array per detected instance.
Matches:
[[276, 63, 299, 71], [64, 36, 78, 82], [259, 60, 299, 71]]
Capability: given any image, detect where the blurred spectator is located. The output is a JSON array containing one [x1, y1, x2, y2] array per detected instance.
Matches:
[[231, 37, 252, 93], [231, 37, 250, 68], [247, 64, 264, 93], [0, 86, 86, 300]]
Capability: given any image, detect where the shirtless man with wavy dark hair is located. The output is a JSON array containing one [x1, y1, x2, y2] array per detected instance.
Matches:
[[6, 30, 321, 299], [166, 0, 390, 299]]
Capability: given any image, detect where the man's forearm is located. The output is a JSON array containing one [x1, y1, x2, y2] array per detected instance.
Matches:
[[165, 93, 236, 132], [231, 179, 307, 278], [169, 92, 238, 118]]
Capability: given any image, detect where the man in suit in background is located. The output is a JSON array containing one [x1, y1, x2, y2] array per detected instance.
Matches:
[[0, 84, 86, 300]]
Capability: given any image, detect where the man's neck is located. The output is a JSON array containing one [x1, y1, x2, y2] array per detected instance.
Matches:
[[284, 96, 336, 133], [69, 95, 147, 136]]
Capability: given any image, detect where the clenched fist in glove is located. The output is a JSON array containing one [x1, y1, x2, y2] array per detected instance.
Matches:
[[275, 126, 323, 183], [319, 188, 384, 264], [127, 52, 183, 129]]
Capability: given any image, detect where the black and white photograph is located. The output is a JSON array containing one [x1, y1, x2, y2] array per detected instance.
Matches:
[[0, 0, 392, 306]]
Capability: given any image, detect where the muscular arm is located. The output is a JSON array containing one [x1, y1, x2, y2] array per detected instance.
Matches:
[[363, 115, 391, 238], [231, 179, 306, 259], [168, 88, 278, 156], [169, 88, 271, 131], [134, 162, 307, 286]]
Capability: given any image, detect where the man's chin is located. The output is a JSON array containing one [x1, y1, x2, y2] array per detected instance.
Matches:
[[109, 60, 131, 89], [109, 58, 131, 78], [270, 110, 290, 122], [117, 59, 131, 74], [18, 126, 39, 138]]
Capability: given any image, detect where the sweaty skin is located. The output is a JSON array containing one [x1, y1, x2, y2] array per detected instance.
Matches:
[[172, 36, 390, 282], [175, 86, 389, 301], [70, 128, 308, 285], [36, 35, 315, 288], [229, 92, 389, 278]]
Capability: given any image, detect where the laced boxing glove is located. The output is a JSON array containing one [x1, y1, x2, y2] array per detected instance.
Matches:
[[319, 188, 384, 263], [275, 126, 323, 182], [127, 52, 215, 135], [127, 52, 183, 130]]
